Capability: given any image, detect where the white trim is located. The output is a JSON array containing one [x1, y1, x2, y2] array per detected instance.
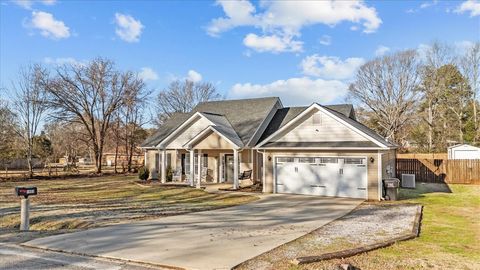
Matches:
[[257, 146, 393, 150], [262, 151, 267, 193], [182, 126, 242, 149], [378, 151, 384, 200], [272, 154, 368, 199], [256, 103, 390, 149], [157, 112, 215, 148]]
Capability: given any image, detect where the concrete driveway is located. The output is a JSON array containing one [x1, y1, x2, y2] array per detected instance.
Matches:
[[25, 194, 362, 270]]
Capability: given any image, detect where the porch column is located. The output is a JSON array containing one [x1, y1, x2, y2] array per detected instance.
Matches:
[[189, 149, 195, 187], [233, 149, 239, 189], [161, 149, 166, 183], [144, 150, 147, 167], [197, 149, 202, 188], [262, 151, 267, 193]]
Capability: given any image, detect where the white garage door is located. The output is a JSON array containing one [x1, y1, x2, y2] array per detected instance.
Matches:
[[275, 156, 367, 199]]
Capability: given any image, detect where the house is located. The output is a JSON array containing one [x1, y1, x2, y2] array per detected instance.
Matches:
[[448, 144, 480, 159], [141, 97, 397, 200], [103, 152, 144, 167]]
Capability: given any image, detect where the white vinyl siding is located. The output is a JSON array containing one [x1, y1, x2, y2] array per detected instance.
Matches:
[[274, 110, 368, 143], [164, 116, 211, 149]]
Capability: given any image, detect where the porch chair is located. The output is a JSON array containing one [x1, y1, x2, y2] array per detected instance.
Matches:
[[238, 170, 252, 180]]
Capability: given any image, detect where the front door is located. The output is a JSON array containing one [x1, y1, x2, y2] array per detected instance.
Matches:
[[225, 154, 234, 182]]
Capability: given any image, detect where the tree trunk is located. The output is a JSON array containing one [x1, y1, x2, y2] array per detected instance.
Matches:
[[427, 104, 433, 152], [27, 138, 33, 178], [114, 140, 119, 174]]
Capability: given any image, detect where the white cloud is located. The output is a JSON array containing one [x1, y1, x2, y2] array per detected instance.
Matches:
[[138, 67, 159, 81], [41, 0, 56, 5], [375, 45, 390, 56], [186, 70, 202, 83], [243, 33, 302, 53], [13, 0, 56, 9], [319, 35, 332, 46], [300, 55, 365, 80], [455, 0, 480, 17], [28, 11, 70, 40], [44, 57, 84, 66], [207, 0, 259, 36], [207, 0, 381, 53], [13, 0, 33, 9], [114, 13, 144, 43], [420, 0, 438, 9], [229, 77, 348, 105]]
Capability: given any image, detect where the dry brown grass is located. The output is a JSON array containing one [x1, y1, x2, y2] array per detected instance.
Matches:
[[0, 175, 258, 238]]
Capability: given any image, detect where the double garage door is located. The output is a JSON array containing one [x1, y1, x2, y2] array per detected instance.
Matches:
[[275, 156, 367, 199]]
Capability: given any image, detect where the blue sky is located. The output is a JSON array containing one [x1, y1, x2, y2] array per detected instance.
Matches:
[[1, 0, 479, 107]]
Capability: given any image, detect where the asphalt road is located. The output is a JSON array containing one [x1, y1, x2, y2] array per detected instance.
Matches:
[[0, 243, 160, 270]]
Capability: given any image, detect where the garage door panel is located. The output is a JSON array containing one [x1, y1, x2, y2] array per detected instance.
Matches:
[[275, 156, 367, 199]]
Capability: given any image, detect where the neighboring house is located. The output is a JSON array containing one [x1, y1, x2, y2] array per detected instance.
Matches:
[[103, 152, 144, 167], [448, 144, 480, 159], [141, 97, 397, 200]]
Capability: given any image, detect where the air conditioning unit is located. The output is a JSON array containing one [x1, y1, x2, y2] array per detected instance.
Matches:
[[401, 174, 415, 188]]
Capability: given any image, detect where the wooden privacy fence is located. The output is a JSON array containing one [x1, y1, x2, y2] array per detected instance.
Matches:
[[396, 154, 480, 184]]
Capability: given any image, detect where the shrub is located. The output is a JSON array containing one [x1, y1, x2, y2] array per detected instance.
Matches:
[[138, 167, 149, 181], [166, 166, 173, 182]]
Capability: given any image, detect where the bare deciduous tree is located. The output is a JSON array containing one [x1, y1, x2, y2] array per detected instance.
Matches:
[[44, 58, 145, 173], [349, 50, 420, 145], [418, 42, 453, 151], [11, 65, 49, 177], [155, 80, 222, 125], [459, 42, 480, 141]]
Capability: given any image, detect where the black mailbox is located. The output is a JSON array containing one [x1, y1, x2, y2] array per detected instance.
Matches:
[[15, 187, 37, 198]]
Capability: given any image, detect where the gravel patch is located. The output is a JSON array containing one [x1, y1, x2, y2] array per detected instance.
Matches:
[[236, 203, 419, 270]]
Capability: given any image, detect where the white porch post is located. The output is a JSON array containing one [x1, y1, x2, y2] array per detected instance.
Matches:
[[262, 151, 267, 193], [197, 149, 202, 188], [144, 150, 147, 167], [161, 149, 166, 183], [233, 149, 239, 189], [189, 149, 195, 187]]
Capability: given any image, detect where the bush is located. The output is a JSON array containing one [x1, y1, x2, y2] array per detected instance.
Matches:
[[166, 166, 173, 182], [138, 167, 149, 181]]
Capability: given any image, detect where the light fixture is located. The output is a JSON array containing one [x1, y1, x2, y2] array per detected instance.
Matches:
[[370, 157, 375, 163], [268, 156, 272, 161]]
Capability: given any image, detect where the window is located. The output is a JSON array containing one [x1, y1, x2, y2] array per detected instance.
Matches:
[[344, 158, 364, 165], [154, 153, 159, 172], [318, 157, 338, 164], [203, 154, 208, 167], [298, 157, 315, 163], [277, 157, 294, 163], [181, 154, 186, 174]]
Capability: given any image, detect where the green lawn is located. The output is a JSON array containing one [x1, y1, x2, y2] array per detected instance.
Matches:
[[300, 183, 480, 269], [0, 175, 258, 234]]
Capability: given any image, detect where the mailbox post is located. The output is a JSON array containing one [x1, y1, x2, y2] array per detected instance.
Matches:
[[15, 187, 37, 231]]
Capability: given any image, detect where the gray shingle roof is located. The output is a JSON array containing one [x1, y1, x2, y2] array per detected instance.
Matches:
[[140, 112, 190, 148], [258, 106, 307, 143], [193, 97, 280, 145], [324, 104, 356, 120], [200, 112, 243, 147], [141, 97, 279, 148]]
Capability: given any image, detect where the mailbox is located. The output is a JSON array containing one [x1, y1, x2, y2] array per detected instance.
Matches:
[[15, 187, 37, 198]]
